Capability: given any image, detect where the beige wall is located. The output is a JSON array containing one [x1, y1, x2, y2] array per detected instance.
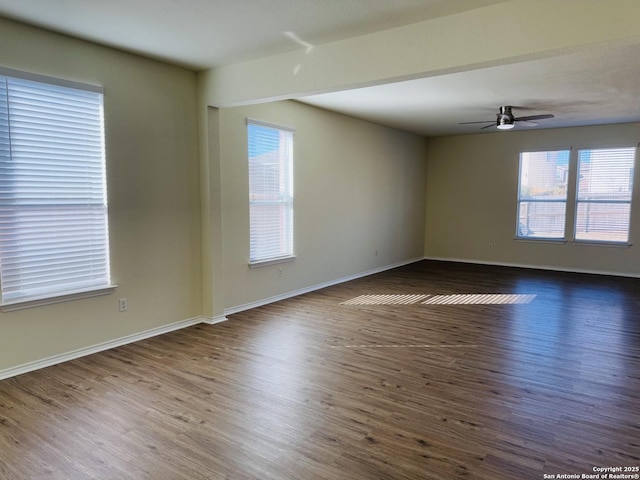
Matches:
[[216, 101, 428, 311], [425, 122, 640, 276], [0, 19, 202, 372]]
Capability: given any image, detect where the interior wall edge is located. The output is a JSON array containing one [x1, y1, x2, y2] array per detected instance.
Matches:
[[201, 315, 229, 325]]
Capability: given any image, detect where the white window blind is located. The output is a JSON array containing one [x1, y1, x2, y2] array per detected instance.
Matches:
[[247, 120, 294, 264], [0, 72, 111, 305], [575, 147, 636, 243], [516, 150, 570, 239]]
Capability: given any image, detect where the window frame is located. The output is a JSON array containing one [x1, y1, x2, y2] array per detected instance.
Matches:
[[515, 144, 638, 248], [516, 148, 571, 241], [246, 118, 295, 267], [0, 67, 114, 311], [573, 146, 637, 245]]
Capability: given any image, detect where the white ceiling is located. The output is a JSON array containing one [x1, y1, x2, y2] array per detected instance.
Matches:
[[0, 0, 507, 69], [1, 0, 639, 137], [301, 42, 640, 136]]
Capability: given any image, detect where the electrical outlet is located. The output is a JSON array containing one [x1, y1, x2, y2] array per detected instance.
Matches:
[[119, 298, 128, 312], [277, 267, 283, 278], [489, 243, 494, 249]]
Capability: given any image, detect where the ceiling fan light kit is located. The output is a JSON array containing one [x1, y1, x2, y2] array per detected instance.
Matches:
[[496, 106, 515, 129]]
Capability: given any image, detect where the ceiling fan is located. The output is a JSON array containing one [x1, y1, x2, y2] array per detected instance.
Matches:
[[460, 106, 554, 130]]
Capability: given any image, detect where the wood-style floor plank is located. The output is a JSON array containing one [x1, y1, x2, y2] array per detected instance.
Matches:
[[1, 260, 639, 479]]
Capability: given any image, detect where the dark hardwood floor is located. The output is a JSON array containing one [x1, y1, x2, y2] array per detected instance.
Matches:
[[1, 260, 639, 479]]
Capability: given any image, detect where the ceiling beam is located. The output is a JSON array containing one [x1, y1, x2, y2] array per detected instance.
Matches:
[[200, 0, 640, 108]]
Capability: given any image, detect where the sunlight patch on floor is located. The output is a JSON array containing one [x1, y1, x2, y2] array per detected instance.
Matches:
[[340, 294, 429, 305], [422, 293, 536, 305], [341, 293, 536, 305]]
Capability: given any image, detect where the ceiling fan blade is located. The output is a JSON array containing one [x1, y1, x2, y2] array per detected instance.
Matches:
[[480, 123, 496, 129], [514, 114, 554, 122], [459, 120, 495, 125]]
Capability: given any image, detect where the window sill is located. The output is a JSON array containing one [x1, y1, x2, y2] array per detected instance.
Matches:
[[515, 237, 568, 244], [249, 255, 296, 268], [572, 240, 632, 248], [515, 237, 632, 248], [1, 285, 117, 312]]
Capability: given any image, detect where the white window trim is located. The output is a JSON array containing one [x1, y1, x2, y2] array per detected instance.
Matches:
[[0, 66, 103, 94], [516, 148, 571, 241], [1, 285, 117, 312], [245, 117, 295, 133], [515, 144, 639, 247], [572, 145, 637, 246], [0, 67, 114, 307], [246, 118, 295, 265], [572, 240, 632, 247], [248, 255, 296, 268], [514, 238, 567, 244]]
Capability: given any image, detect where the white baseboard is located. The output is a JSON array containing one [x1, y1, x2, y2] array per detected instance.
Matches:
[[224, 257, 425, 316], [0, 315, 224, 381], [424, 256, 640, 278]]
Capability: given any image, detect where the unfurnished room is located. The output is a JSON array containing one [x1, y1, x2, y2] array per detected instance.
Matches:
[[0, 1, 639, 479]]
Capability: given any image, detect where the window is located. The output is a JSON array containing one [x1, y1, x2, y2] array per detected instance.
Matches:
[[575, 147, 636, 243], [247, 120, 294, 265], [0, 70, 111, 307], [517, 150, 570, 239]]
